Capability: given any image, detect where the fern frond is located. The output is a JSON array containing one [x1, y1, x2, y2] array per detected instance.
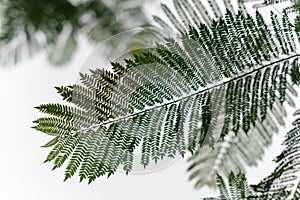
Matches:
[[154, 0, 213, 32], [34, 9, 300, 183], [251, 109, 300, 199], [154, 0, 267, 33], [204, 171, 291, 199], [203, 172, 251, 200], [55, 86, 73, 102], [0, 0, 148, 66], [262, 0, 300, 31], [187, 101, 288, 188]]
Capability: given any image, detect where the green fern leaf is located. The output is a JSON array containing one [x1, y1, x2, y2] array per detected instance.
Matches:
[[34, 8, 300, 183]]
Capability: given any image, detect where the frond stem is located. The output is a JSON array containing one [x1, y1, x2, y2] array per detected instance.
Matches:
[[73, 53, 300, 134]]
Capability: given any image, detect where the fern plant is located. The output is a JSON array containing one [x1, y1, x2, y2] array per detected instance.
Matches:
[[33, 0, 300, 185]]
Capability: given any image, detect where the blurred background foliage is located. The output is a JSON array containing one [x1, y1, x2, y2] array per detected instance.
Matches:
[[0, 0, 150, 66]]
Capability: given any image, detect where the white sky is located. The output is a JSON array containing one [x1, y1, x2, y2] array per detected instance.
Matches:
[[0, 1, 299, 200]]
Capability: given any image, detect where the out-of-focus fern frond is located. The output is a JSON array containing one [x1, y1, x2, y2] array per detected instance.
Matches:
[[204, 171, 290, 199], [206, 109, 300, 199], [0, 0, 149, 66], [251, 109, 300, 199], [153, 0, 266, 33], [187, 101, 292, 188], [152, 0, 300, 189], [33, 7, 300, 183]]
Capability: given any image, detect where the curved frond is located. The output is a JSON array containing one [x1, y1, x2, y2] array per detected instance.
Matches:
[[33, 8, 300, 183]]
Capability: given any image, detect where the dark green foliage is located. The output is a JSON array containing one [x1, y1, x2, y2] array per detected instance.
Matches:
[[0, 0, 148, 66], [33, 7, 300, 184], [291, 58, 300, 85], [55, 86, 73, 102], [264, 0, 300, 31]]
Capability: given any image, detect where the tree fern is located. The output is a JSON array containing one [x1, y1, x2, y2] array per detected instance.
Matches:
[[33, 5, 300, 184]]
